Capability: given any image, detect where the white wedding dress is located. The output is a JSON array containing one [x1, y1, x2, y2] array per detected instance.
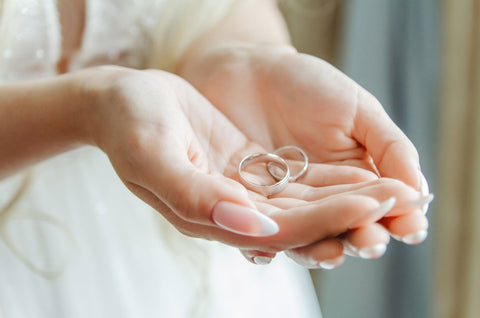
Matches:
[[0, 1, 322, 317]]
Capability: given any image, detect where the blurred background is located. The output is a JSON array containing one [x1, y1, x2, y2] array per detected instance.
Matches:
[[279, 0, 480, 317]]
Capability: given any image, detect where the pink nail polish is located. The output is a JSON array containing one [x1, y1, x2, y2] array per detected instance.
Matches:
[[212, 201, 279, 237]]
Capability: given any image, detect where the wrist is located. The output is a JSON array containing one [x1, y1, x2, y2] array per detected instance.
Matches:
[[178, 41, 297, 90], [0, 72, 104, 176], [70, 65, 135, 148]]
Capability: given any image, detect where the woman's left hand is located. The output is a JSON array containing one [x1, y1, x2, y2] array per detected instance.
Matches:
[[179, 43, 432, 266]]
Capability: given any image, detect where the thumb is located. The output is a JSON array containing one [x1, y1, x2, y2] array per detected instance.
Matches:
[[149, 153, 279, 237], [354, 89, 423, 190]]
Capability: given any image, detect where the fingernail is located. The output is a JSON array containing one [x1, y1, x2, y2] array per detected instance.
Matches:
[[253, 256, 273, 265], [348, 197, 397, 229], [319, 256, 344, 270], [420, 173, 430, 196], [402, 230, 428, 245], [391, 234, 402, 241], [212, 201, 279, 237], [407, 193, 434, 215], [342, 240, 359, 257], [408, 193, 434, 206], [358, 244, 387, 259]]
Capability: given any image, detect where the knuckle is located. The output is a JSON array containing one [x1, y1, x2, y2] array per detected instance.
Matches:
[[350, 169, 378, 183], [169, 179, 204, 223], [176, 208, 197, 222]]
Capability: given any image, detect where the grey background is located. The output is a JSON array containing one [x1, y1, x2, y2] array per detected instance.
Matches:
[[311, 1, 440, 317]]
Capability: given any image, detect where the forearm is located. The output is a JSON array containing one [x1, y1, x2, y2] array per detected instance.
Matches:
[[0, 74, 89, 178], [191, 0, 291, 49], [178, 0, 295, 83]]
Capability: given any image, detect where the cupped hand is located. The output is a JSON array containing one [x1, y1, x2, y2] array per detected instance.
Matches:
[[179, 44, 432, 266], [77, 66, 413, 262]]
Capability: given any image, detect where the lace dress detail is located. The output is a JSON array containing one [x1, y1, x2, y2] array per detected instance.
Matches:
[[0, 0, 163, 82], [0, 1, 322, 317], [69, 0, 163, 70], [0, 0, 60, 82]]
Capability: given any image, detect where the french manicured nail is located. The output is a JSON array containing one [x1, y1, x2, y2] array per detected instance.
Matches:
[[420, 173, 430, 196], [319, 256, 344, 270], [402, 230, 428, 245], [342, 240, 359, 257], [407, 193, 434, 215], [253, 256, 273, 265], [358, 244, 387, 259], [212, 201, 279, 237], [408, 193, 434, 206], [348, 197, 397, 229]]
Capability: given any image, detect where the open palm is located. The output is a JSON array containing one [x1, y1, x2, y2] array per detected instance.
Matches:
[[87, 68, 425, 268], [180, 46, 430, 264]]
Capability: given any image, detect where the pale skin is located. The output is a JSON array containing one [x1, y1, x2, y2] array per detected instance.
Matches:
[[0, 0, 431, 269], [178, 0, 431, 265]]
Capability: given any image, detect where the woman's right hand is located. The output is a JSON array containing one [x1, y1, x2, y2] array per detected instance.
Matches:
[[73, 66, 422, 264]]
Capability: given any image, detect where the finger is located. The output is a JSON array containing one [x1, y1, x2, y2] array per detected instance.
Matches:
[[379, 210, 429, 245], [257, 196, 306, 210], [158, 167, 279, 237], [267, 194, 395, 250], [353, 88, 421, 190], [270, 180, 374, 202], [274, 178, 420, 214], [126, 180, 396, 254], [125, 180, 276, 245], [326, 158, 378, 173], [343, 223, 390, 259], [236, 159, 377, 200], [293, 161, 378, 187], [285, 238, 345, 269]]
